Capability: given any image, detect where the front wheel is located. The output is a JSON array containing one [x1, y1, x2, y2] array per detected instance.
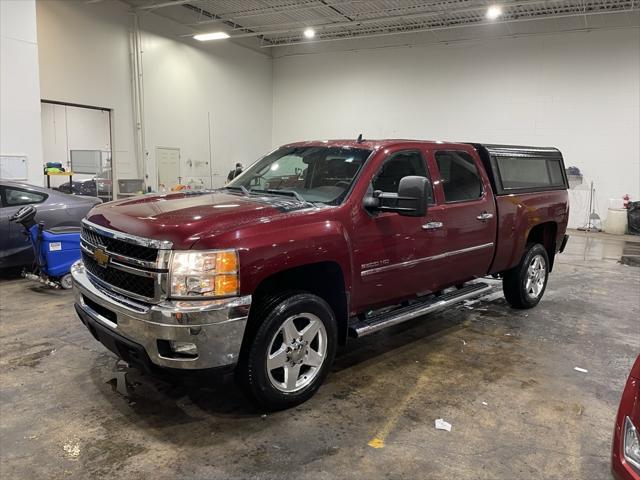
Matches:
[[502, 243, 550, 309], [237, 292, 337, 410]]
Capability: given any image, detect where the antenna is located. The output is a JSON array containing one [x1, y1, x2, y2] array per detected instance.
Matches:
[[357, 133, 363, 143]]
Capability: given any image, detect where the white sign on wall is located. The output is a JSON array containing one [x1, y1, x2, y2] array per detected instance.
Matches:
[[0, 155, 28, 180]]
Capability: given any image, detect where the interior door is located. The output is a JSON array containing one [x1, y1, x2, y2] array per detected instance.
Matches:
[[156, 147, 181, 189], [432, 149, 497, 284], [351, 149, 450, 311]]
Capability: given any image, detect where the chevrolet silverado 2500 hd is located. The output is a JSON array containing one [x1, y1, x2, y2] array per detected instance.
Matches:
[[72, 140, 569, 409]]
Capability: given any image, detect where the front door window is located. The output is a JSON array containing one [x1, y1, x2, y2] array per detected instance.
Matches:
[[372, 151, 433, 203]]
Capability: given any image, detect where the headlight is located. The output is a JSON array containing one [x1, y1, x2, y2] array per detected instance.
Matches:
[[624, 416, 640, 472], [170, 250, 239, 298]]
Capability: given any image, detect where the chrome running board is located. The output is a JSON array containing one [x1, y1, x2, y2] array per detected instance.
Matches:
[[349, 282, 492, 338]]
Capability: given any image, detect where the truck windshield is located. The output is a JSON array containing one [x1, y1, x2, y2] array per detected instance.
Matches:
[[227, 146, 372, 204]]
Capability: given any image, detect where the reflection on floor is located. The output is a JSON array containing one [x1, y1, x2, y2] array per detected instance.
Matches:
[[565, 228, 640, 264]]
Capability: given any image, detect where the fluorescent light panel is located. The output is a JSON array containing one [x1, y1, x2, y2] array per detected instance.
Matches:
[[194, 32, 230, 41], [486, 5, 503, 20]]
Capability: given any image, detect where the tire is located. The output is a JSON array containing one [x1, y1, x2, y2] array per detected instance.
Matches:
[[502, 243, 550, 309], [237, 292, 337, 410]]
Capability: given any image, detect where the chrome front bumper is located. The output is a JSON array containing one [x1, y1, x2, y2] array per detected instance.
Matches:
[[71, 261, 251, 370]]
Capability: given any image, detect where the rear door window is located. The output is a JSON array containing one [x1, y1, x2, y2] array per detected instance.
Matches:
[[435, 151, 483, 202]]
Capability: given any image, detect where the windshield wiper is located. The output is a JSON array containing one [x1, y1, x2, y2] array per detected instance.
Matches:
[[249, 188, 312, 205], [224, 185, 250, 196], [267, 190, 307, 203]]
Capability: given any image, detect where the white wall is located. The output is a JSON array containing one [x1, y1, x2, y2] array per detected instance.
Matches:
[[36, 0, 273, 192], [37, 0, 138, 183], [273, 28, 640, 226], [0, 0, 43, 185], [138, 13, 273, 189]]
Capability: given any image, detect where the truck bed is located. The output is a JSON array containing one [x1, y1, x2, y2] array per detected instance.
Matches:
[[490, 190, 569, 274]]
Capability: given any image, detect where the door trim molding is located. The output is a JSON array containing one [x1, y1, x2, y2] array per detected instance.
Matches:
[[360, 242, 494, 277]]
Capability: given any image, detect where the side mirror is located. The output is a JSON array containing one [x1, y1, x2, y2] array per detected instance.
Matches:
[[396, 176, 429, 216], [364, 176, 429, 217]]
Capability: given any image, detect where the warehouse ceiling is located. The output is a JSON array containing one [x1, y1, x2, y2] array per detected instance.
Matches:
[[122, 0, 640, 53]]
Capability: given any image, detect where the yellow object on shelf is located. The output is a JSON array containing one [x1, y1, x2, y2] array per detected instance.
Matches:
[[44, 170, 74, 189]]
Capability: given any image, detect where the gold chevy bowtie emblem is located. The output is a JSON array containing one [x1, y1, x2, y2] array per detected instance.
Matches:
[[93, 248, 110, 267]]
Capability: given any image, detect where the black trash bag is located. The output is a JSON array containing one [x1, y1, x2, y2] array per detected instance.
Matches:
[[628, 201, 640, 235]]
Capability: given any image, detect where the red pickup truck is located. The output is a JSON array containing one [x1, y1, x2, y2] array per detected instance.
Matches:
[[72, 139, 569, 409]]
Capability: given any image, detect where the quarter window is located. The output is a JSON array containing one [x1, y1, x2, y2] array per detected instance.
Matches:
[[435, 151, 483, 202], [373, 151, 433, 203], [3, 187, 47, 206]]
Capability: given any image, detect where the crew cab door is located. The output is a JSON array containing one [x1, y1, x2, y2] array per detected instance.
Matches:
[[431, 149, 497, 284], [351, 149, 450, 310]]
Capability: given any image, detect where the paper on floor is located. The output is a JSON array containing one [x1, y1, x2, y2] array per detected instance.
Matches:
[[435, 418, 452, 432]]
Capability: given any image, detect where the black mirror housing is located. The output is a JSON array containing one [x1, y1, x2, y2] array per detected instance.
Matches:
[[396, 176, 429, 216], [364, 176, 429, 217]]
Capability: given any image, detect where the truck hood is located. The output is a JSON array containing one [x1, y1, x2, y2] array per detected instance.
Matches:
[[85, 190, 306, 249]]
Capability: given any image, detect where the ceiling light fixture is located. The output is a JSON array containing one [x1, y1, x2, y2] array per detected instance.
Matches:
[[193, 32, 230, 41], [486, 5, 503, 20], [303, 28, 316, 39]]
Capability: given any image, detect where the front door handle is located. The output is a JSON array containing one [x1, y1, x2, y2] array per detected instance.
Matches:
[[476, 212, 494, 221], [422, 221, 444, 230]]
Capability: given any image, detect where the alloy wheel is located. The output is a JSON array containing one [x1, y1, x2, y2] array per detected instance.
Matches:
[[266, 313, 327, 393], [525, 254, 546, 298]]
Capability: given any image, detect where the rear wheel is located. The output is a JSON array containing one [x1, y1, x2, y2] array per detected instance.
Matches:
[[502, 243, 549, 309], [237, 292, 337, 410]]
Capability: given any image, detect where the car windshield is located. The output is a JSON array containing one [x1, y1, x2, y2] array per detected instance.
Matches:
[[227, 146, 372, 204]]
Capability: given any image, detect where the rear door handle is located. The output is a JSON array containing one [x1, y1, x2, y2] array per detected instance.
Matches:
[[422, 221, 443, 230], [476, 212, 494, 221]]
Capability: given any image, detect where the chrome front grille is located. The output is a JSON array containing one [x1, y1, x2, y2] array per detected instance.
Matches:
[[82, 251, 156, 298], [80, 220, 172, 303], [81, 227, 159, 262]]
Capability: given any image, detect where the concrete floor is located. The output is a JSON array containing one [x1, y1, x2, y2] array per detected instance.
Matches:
[[1, 231, 639, 479]]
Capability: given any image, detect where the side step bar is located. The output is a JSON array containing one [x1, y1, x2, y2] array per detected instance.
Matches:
[[348, 282, 493, 338]]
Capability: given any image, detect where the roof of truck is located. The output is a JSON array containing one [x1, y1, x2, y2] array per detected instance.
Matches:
[[283, 139, 561, 157], [283, 139, 471, 150]]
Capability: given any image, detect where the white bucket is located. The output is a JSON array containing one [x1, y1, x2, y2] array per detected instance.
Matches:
[[604, 208, 628, 235]]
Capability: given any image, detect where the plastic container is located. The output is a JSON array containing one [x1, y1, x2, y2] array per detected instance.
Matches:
[[609, 198, 624, 209], [604, 208, 628, 235]]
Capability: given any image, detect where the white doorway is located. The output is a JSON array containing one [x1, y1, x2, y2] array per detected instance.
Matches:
[[40, 101, 113, 201], [156, 147, 180, 190]]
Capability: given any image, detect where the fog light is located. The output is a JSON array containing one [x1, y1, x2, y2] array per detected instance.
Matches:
[[169, 341, 198, 358]]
